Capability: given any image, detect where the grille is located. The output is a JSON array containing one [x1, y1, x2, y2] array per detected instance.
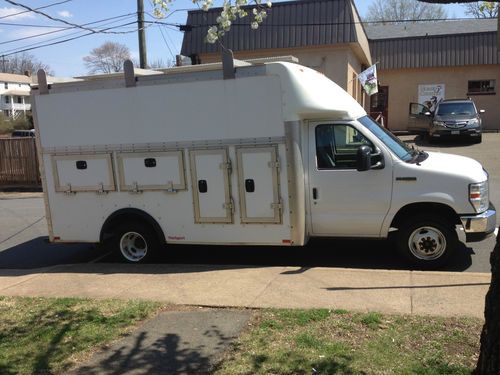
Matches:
[[444, 121, 468, 129]]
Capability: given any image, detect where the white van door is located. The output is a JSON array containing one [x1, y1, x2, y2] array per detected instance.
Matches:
[[308, 122, 392, 237]]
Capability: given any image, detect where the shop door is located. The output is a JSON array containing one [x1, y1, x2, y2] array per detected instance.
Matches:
[[370, 86, 389, 129]]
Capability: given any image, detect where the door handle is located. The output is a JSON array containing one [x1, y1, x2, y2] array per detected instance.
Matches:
[[312, 187, 318, 200]]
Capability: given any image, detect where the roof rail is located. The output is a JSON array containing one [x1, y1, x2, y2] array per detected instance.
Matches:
[[160, 54, 299, 75]]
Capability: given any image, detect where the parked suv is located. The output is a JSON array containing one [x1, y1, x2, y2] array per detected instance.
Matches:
[[408, 99, 484, 143]]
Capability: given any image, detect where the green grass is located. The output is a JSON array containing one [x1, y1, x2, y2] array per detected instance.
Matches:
[[216, 309, 482, 375], [0, 296, 160, 375]]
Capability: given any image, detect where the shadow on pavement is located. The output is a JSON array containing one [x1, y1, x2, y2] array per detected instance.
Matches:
[[72, 332, 213, 375], [0, 236, 99, 269], [0, 236, 474, 273], [69, 310, 250, 375], [404, 134, 478, 148]]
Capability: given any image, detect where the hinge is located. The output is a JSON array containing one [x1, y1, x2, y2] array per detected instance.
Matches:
[[220, 161, 232, 174], [165, 181, 177, 193], [64, 183, 75, 195], [271, 199, 283, 211], [268, 159, 280, 172], [131, 182, 142, 194], [96, 182, 108, 195], [223, 198, 235, 213]]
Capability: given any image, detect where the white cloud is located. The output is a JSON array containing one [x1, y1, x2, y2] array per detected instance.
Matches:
[[0, 7, 35, 20], [57, 10, 73, 18]]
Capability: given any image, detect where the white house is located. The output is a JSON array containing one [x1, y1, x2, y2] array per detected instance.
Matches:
[[0, 73, 32, 120]]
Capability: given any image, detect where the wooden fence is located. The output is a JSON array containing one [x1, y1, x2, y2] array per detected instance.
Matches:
[[0, 138, 41, 187]]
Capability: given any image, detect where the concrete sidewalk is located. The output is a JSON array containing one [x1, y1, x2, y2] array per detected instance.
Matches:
[[0, 263, 491, 318]]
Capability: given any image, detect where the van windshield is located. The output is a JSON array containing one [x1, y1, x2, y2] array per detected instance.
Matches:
[[358, 116, 413, 162]]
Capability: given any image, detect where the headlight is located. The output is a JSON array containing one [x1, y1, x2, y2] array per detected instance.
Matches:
[[469, 118, 479, 126], [469, 181, 489, 213], [433, 121, 446, 127]]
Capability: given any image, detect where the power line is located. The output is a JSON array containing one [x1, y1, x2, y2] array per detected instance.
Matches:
[[4, 0, 141, 34], [0, 21, 138, 57], [0, 13, 136, 46], [0, 21, 68, 28], [145, 4, 175, 61], [0, 0, 72, 20], [146, 16, 488, 30]]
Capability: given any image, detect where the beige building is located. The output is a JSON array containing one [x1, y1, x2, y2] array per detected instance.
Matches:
[[181, 0, 500, 131]]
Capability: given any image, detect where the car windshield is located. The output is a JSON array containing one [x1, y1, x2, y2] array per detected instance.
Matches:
[[436, 102, 475, 116], [358, 116, 414, 162]]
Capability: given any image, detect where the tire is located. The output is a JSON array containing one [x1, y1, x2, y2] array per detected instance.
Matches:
[[112, 221, 160, 263], [395, 215, 458, 269], [472, 135, 482, 144]]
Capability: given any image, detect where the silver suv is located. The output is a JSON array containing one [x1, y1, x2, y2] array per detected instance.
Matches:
[[430, 99, 484, 143], [408, 99, 484, 143]]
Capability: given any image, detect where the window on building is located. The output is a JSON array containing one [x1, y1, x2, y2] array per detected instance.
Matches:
[[4, 82, 7, 89], [5, 96, 10, 104], [17, 96, 22, 104], [468, 80, 495, 95]]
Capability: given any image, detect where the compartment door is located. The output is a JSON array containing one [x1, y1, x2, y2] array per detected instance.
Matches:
[[52, 154, 115, 193], [236, 146, 282, 224], [117, 151, 186, 192], [189, 149, 233, 223]]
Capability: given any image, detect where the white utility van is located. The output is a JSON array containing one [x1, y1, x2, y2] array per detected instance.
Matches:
[[31, 53, 496, 268]]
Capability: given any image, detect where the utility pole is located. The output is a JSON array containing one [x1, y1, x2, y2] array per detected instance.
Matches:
[[137, 0, 147, 69]]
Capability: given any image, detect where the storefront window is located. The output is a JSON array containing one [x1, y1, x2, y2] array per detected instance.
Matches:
[[468, 80, 495, 95]]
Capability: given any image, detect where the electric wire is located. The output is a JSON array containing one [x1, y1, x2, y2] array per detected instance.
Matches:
[[4, 0, 141, 34], [0, 13, 137, 46], [0, 21, 138, 57], [0, 0, 72, 20]]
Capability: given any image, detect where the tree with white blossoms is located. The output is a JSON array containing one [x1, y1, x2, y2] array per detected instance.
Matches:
[[152, 0, 272, 43]]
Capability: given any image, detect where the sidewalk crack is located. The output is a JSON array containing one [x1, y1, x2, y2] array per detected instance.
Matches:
[[248, 267, 287, 307]]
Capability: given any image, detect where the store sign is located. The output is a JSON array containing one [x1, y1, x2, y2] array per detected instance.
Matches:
[[418, 84, 445, 113]]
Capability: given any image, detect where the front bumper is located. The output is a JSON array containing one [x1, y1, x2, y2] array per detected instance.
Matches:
[[430, 127, 481, 138], [460, 204, 496, 234]]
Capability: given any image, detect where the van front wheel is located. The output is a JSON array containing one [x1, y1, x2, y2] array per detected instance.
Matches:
[[395, 215, 457, 269]]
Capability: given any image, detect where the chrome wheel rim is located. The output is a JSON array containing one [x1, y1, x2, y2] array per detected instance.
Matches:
[[120, 231, 147, 262], [408, 226, 447, 261]]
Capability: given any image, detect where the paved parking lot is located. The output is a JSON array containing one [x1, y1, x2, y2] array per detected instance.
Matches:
[[0, 133, 499, 272]]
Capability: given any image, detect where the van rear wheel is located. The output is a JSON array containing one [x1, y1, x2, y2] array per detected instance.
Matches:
[[113, 222, 159, 263], [395, 215, 457, 269]]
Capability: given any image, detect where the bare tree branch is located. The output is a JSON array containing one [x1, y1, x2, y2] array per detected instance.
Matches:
[[83, 41, 131, 74]]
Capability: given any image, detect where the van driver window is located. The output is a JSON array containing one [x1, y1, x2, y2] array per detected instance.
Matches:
[[315, 124, 372, 169]]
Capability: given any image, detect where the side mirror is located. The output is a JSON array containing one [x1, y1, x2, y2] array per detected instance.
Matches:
[[424, 111, 432, 116], [479, 109, 485, 114], [356, 145, 372, 172]]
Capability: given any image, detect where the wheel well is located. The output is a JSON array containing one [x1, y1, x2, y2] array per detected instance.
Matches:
[[390, 203, 461, 229], [100, 208, 166, 244]]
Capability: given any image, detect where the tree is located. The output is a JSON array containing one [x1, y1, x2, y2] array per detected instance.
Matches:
[[475, 231, 500, 374], [153, 0, 272, 43], [83, 42, 131, 74], [463, 1, 499, 18], [365, 0, 447, 22], [1, 52, 52, 76]]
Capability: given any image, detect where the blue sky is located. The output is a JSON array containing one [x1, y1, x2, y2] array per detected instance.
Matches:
[[0, 0, 468, 77]]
